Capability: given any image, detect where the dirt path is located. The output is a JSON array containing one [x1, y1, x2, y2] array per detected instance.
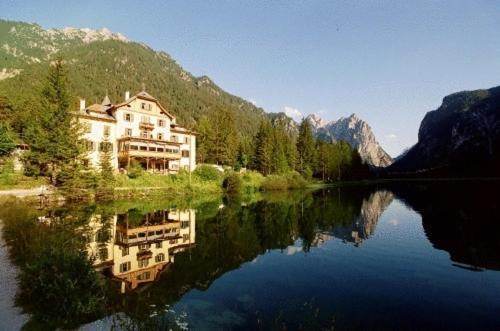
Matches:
[[0, 186, 53, 198]]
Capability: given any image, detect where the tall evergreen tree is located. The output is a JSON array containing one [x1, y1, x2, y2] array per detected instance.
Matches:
[[271, 126, 289, 174], [23, 58, 86, 185], [211, 107, 239, 166], [254, 121, 274, 175], [195, 115, 213, 164], [296, 118, 316, 177], [0, 124, 16, 158]]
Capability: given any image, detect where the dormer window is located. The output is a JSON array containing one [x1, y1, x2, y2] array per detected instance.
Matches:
[[141, 103, 152, 111]]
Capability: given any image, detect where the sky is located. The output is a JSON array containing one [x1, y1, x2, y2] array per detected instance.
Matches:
[[2, 0, 500, 156]]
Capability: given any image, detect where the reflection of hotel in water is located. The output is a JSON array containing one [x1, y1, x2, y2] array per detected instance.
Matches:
[[86, 209, 195, 291]]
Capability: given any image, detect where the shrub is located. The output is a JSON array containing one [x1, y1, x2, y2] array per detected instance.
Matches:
[[261, 172, 307, 191], [194, 165, 223, 181], [222, 172, 242, 193], [127, 160, 144, 179], [286, 171, 308, 189], [261, 175, 288, 191]]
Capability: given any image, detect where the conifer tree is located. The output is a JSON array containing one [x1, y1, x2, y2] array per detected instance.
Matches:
[[296, 118, 316, 177], [195, 115, 213, 164], [96, 135, 115, 200], [212, 107, 239, 166], [0, 124, 15, 158], [271, 126, 289, 174], [23, 58, 87, 187], [254, 121, 273, 175]]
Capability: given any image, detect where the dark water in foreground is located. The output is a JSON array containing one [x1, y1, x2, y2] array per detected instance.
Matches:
[[1, 182, 500, 330]]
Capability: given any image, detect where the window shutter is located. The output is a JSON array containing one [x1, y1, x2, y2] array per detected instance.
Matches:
[[130, 114, 134, 122]]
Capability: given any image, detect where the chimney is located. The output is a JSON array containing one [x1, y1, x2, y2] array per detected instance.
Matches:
[[125, 91, 130, 101], [79, 98, 85, 111]]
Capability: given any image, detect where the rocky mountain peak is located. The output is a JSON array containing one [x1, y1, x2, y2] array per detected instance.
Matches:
[[312, 113, 393, 167]]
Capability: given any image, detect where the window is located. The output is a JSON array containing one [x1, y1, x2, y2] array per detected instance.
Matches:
[[156, 242, 162, 249], [171, 135, 178, 142], [99, 142, 113, 152], [99, 248, 108, 261], [139, 243, 150, 250], [181, 221, 189, 229], [138, 259, 149, 268], [181, 150, 190, 158], [184, 137, 189, 144], [140, 146, 147, 151], [121, 247, 129, 257], [148, 146, 156, 152], [124, 113, 133, 122], [158, 119, 165, 127], [119, 262, 131, 273], [157, 147, 164, 152], [155, 253, 165, 262], [141, 102, 146, 110], [125, 128, 132, 136], [84, 140, 95, 151], [137, 272, 151, 280], [103, 125, 111, 137], [130, 145, 139, 150], [141, 131, 148, 139], [183, 234, 190, 242], [157, 133, 163, 140]]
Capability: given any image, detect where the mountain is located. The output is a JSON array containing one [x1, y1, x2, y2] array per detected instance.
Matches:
[[389, 86, 500, 175], [0, 19, 266, 137], [307, 113, 393, 167]]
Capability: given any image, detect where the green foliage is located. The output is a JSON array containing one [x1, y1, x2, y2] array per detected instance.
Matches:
[[254, 121, 274, 175], [222, 172, 242, 193], [193, 164, 222, 181], [96, 135, 115, 200], [22, 58, 88, 187], [19, 246, 105, 328], [260, 172, 308, 191], [0, 124, 16, 157], [127, 160, 144, 179], [297, 118, 316, 177]]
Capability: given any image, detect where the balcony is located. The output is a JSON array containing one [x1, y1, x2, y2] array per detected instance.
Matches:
[[139, 121, 154, 130], [117, 137, 182, 160]]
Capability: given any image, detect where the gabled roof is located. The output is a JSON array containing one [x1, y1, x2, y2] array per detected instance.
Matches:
[[112, 91, 176, 119], [80, 103, 116, 122]]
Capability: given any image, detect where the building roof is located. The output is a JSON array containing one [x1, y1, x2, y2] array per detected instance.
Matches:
[[81, 103, 116, 122], [112, 91, 176, 119], [101, 95, 112, 106]]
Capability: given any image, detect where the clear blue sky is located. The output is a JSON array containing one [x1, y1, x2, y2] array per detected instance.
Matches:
[[2, 0, 500, 156]]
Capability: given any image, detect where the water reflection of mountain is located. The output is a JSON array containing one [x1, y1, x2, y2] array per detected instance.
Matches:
[[86, 209, 195, 291], [329, 190, 393, 246], [382, 181, 500, 271]]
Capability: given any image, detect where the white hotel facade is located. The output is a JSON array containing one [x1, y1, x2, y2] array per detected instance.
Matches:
[[78, 90, 196, 173]]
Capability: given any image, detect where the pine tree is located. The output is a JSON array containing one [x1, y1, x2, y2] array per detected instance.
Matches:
[[296, 118, 316, 177], [271, 126, 289, 174], [96, 135, 115, 200], [23, 58, 87, 187], [211, 107, 239, 166], [0, 124, 15, 157], [195, 115, 213, 164], [254, 121, 273, 175]]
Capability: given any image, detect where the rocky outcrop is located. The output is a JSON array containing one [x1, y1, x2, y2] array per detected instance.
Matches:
[[390, 86, 500, 175], [307, 113, 393, 167]]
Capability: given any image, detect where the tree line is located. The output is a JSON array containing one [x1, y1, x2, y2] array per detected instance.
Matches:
[[196, 108, 371, 181]]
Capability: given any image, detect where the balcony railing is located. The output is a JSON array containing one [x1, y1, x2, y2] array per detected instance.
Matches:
[[117, 137, 182, 160], [139, 121, 155, 130]]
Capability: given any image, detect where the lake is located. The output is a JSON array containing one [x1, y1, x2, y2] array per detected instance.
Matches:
[[0, 181, 499, 330]]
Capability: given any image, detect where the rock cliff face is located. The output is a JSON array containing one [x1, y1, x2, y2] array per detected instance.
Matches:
[[390, 86, 500, 174], [308, 114, 393, 167]]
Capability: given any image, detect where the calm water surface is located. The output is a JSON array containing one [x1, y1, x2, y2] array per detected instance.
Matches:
[[0, 182, 499, 330]]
